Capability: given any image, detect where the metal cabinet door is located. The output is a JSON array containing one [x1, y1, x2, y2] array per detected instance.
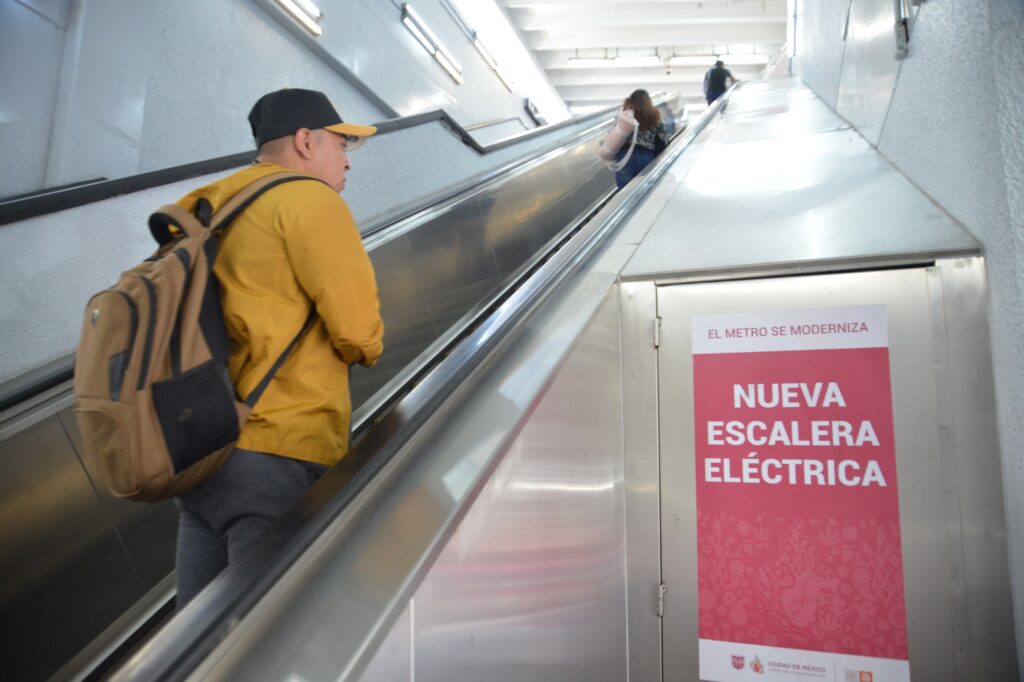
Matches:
[[655, 263, 1015, 682]]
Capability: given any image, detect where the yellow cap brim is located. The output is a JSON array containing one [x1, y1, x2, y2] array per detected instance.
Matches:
[[325, 122, 377, 151]]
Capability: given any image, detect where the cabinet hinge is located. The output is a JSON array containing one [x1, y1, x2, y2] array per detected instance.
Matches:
[[653, 316, 662, 348], [656, 583, 668, 617]]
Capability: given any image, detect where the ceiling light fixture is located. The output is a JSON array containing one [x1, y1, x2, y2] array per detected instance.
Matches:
[[612, 55, 661, 67], [402, 3, 464, 84], [567, 48, 611, 67], [473, 37, 498, 71], [434, 51, 465, 84], [272, 0, 323, 36], [668, 53, 770, 66], [439, 0, 515, 92], [568, 48, 662, 68], [494, 67, 515, 92]]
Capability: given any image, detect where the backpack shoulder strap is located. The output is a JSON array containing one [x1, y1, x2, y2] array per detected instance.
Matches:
[[148, 204, 209, 246], [244, 306, 317, 408], [210, 171, 322, 233], [147, 172, 321, 246], [211, 172, 324, 408]]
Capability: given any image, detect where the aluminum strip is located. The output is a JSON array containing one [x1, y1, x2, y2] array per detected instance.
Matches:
[[619, 280, 664, 682]]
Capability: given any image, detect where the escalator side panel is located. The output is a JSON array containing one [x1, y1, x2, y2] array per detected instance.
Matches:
[[404, 197, 496, 335], [350, 234, 439, 410], [1, 123, 624, 681], [564, 144, 612, 218], [524, 154, 575, 252], [351, 132, 616, 412], [406, 294, 628, 682], [0, 411, 146, 681], [483, 170, 541, 282], [59, 407, 178, 587]]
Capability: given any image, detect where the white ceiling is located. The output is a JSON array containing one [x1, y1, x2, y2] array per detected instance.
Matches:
[[499, 0, 788, 113]]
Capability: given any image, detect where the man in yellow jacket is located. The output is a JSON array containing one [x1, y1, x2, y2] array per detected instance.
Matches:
[[174, 89, 384, 606]]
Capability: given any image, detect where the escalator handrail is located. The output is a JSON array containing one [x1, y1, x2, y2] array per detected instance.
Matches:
[[0, 94, 684, 416], [0, 97, 662, 228], [112, 87, 731, 682]]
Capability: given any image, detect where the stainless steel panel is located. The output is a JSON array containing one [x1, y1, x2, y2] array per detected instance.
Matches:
[[927, 258, 1017, 680], [187, 262, 641, 681], [524, 153, 575, 251], [356, 127, 612, 415], [59, 406, 179, 586], [352, 235, 438, 409], [578, 154, 615, 213], [0, 405, 146, 681], [561, 139, 606, 217], [619, 281, 663, 682], [710, 79, 846, 144], [836, 0, 903, 145], [356, 603, 412, 682], [623, 83, 979, 280], [410, 292, 626, 682], [483, 171, 542, 280], [655, 267, 1016, 680], [404, 197, 499, 335]]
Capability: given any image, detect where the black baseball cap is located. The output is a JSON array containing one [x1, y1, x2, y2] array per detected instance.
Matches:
[[248, 88, 377, 150]]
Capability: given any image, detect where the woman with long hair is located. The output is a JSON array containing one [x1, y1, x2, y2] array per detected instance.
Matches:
[[614, 89, 669, 188]]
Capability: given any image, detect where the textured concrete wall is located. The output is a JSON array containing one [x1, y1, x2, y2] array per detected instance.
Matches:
[[793, 0, 1024, 665], [988, 0, 1024, 664]]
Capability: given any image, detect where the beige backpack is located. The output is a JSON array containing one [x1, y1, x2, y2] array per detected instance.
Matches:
[[73, 172, 316, 501]]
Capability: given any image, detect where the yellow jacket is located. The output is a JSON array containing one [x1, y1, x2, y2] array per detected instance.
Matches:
[[176, 163, 384, 466]]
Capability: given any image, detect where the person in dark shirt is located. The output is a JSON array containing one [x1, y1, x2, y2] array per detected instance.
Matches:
[[704, 60, 738, 104], [613, 89, 669, 188]]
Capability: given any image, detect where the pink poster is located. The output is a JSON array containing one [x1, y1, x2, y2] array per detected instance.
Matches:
[[692, 305, 910, 682]]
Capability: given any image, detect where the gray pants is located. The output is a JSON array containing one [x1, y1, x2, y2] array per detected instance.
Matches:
[[175, 449, 326, 607]]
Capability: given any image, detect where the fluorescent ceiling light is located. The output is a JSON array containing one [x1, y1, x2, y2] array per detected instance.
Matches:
[[669, 54, 770, 66], [449, 0, 569, 122], [494, 67, 515, 92], [403, 15, 435, 54], [434, 51, 465, 84], [402, 3, 464, 84], [668, 55, 716, 66], [566, 57, 613, 68], [569, 103, 612, 116], [613, 55, 660, 67], [403, 5, 436, 45], [292, 0, 322, 20], [274, 0, 322, 36], [404, 4, 457, 68], [567, 52, 661, 68], [436, 44, 464, 74], [473, 38, 498, 70]]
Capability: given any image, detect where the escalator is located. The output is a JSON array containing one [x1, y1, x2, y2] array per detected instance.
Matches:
[[104, 79, 1017, 681], [0, 94, 685, 681]]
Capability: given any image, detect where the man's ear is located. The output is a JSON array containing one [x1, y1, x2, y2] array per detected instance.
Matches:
[[293, 128, 315, 159]]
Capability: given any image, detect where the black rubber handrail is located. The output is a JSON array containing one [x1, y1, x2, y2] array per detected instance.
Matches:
[[0, 102, 626, 227], [111, 87, 728, 682]]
